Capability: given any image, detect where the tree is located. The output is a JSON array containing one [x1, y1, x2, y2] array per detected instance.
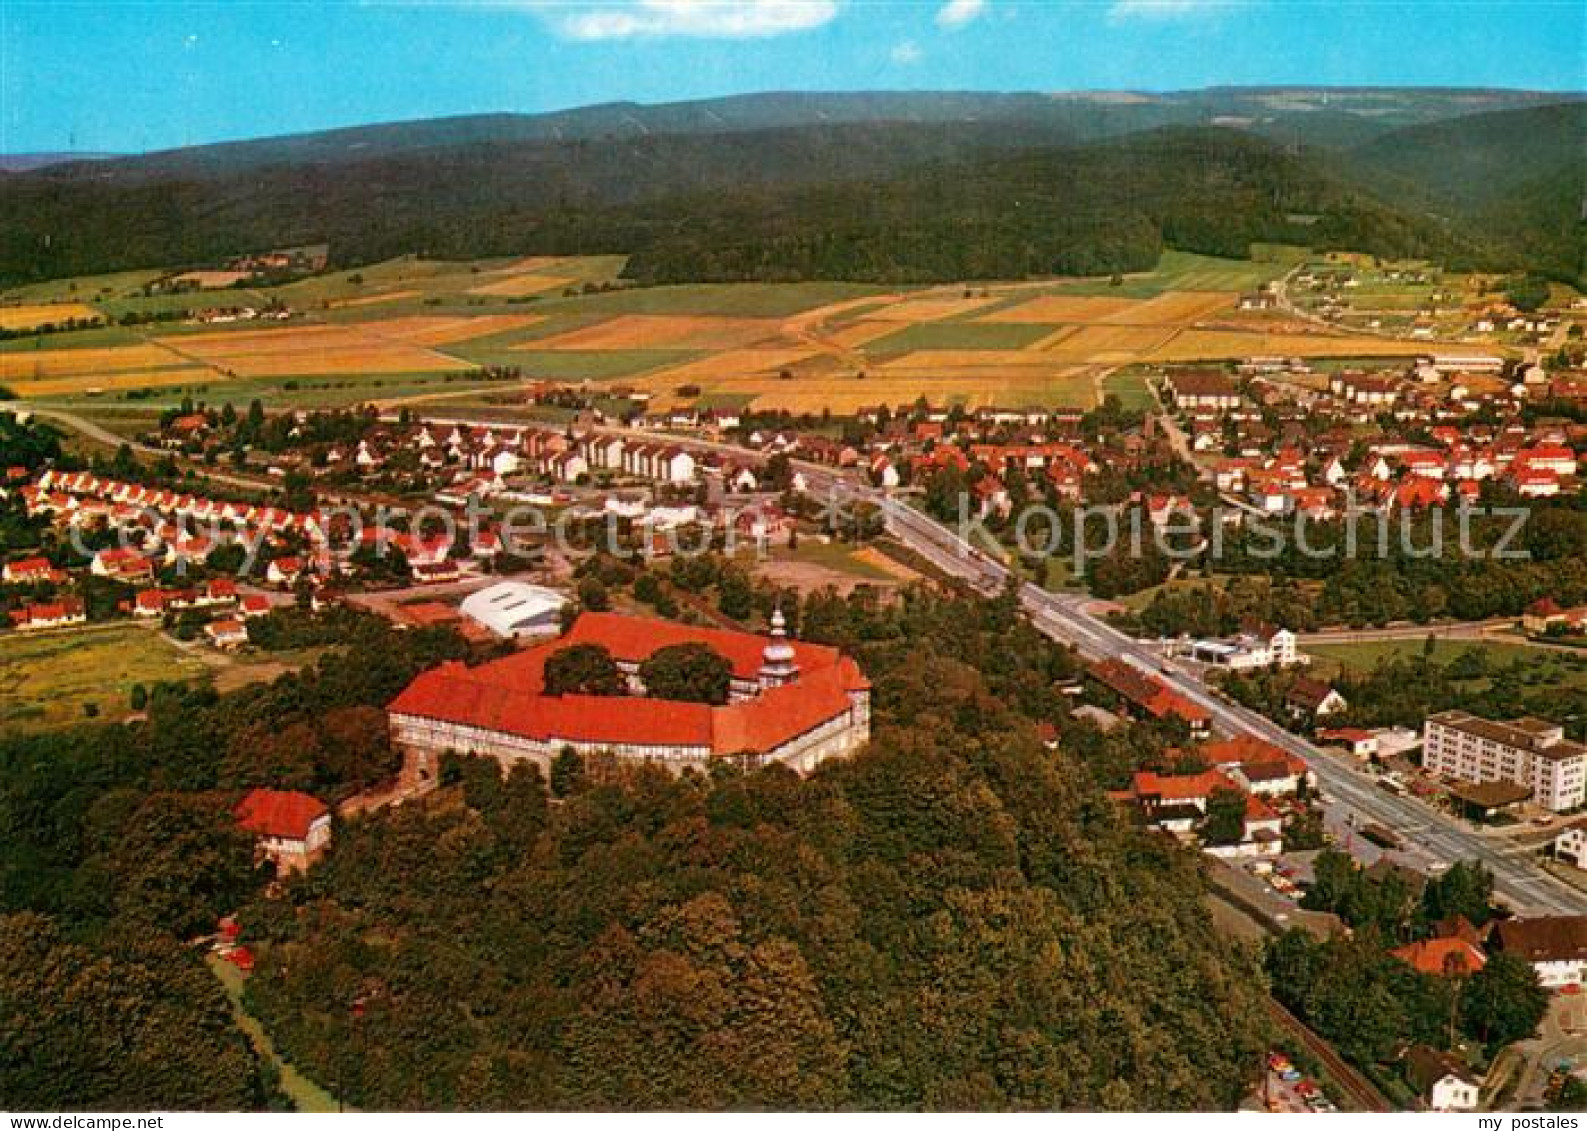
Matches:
[[549, 747, 585, 798], [0, 913, 264, 1109], [639, 643, 734, 705], [1461, 952, 1548, 1050], [1202, 787, 1247, 845], [577, 576, 610, 613], [1422, 861, 1495, 927], [543, 643, 624, 698]]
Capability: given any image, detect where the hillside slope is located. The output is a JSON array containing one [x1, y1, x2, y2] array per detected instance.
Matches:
[[0, 120, 1489, 286], [1349, 102, 1585, 282]]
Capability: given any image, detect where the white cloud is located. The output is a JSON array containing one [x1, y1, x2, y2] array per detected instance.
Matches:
[[541, 0, 839, 40], [1108, 0, 1228, 20], [935, 0, 986, 29], [890, 39, 923, 64]]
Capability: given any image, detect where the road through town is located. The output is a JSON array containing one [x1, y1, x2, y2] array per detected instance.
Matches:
[[851, 479, 1586, 917]]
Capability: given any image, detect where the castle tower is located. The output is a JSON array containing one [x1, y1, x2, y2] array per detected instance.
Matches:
[[758, 606, 800, 689]]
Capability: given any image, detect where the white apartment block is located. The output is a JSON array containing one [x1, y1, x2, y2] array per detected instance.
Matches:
[[1423, 710, 1587, 813]]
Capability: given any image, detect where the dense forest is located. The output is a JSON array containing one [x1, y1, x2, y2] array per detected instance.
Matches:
[[2, 97, 1566, 285], [232, 586, 1272, 1110], [0, 612, 468, 1109]]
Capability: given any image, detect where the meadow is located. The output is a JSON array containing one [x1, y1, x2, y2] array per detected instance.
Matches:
[[0, 623, 211, 732]]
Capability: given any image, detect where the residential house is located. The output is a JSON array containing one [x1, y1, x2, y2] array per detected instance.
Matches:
[[1403, 1046, 1481, 1112], [1285, 678, 1348, 720], [233, 788, 332, 875], [1490, 916, 1587, 988]]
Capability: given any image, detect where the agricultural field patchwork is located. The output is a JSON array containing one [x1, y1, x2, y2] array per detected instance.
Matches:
[[3, 249, 1509, 417]]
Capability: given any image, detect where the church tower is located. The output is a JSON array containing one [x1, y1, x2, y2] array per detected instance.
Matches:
[[758, 606, 800, 689]]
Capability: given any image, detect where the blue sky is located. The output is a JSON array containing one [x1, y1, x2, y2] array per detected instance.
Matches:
[[2, 1, 1582, 152]]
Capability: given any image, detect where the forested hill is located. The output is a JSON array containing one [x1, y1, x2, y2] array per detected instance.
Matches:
[[1349, 103, 1587, 284], [0, 120, 1488, 286], [617, 127, 1482, 284], [238, 589, 1272, 1110]]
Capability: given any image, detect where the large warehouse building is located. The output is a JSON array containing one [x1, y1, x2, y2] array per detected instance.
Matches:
[[389, 611, 871, 781], [460, 581, 568, 639]]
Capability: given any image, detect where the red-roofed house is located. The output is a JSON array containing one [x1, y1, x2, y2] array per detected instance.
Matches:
[[2, 557, 66, 585], [91, 547, 154, 582], [1391, 937, 1487, 978], [234, 788, 331, 874], [1087, 659, 1212, 737]]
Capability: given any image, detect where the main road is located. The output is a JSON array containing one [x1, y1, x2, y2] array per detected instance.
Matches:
[[833, 474, 1585, 917]]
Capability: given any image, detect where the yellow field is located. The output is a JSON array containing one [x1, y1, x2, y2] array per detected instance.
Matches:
[[978, 295, 1140, 323], [156, 323, 465, 377], [0, 303, 102, 331], [640, 347, 820, 385], [857, 294, 998, 322], [1147, 329, 1438, 362], [1099, 291, 1237, 324], [0, 343, 190, 378], [877, 348, 1058, 370], [467, 273, 574, 298], [11, 368, 219, 398], [1041, 324, 1181, 360], [827, 321, 906, 348], [528, 314, 784, 351]]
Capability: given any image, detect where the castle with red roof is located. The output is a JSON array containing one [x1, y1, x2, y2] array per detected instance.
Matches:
[[388, 610, 871, 782]]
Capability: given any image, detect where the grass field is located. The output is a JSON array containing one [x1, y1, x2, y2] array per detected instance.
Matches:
[[1306, 638, 1587, 693], [0, 623, 211, 732]]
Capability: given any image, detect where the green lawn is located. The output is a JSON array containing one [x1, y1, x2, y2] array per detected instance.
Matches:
[[865, 321, 1058, 352], [0, 325, 144, 352], [769, 539, 896, 581], [0, 622, 212, 732], [0, 268, 167, 305], [500, 349, 698, 382], [1100, 368, 1153, 411], [1307, 637, 1587, 692]]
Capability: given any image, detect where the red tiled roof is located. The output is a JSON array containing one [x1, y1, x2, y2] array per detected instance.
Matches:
[[562, 611, 854, 684], [234, 788, 328, 840], [1131, 769, 1238, 804], [1089, 659, 1210, 725], [1390, 937, 1487, 978], [389, 613, 868, 757]]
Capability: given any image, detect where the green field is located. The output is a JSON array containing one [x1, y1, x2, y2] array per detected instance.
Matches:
[[1100, 368, 1154, 411], [768, 539, 896, 581], [0, 622, 211, 731], [1307, 636, 1587, 692], [525, 280, 890, 318]]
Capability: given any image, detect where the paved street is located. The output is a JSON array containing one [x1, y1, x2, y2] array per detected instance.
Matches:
[[861, 484, 1587, 917]]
